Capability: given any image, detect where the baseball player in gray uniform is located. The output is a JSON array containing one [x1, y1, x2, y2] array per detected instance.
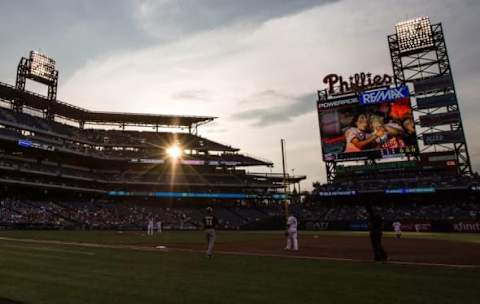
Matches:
[[203, 207, 218, 258]]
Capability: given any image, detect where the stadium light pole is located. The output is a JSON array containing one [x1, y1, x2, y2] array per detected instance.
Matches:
[[291, 168, 295, 194], [281, 139, 288, 220]]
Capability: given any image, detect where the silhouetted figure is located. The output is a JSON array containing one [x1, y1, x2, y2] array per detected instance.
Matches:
[[203, 207, 218, 258], [366, 205, 388, 262]]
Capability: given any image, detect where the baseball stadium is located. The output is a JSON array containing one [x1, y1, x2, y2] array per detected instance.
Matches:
[[1, 8, 480, 304]]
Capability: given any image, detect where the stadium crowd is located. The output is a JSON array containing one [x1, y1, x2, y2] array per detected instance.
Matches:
[[0, 198, 270, 230], [297, 200, 480, 222], [312, 169, 480, 193], [1, 196, 479, 231], [0, 156, 275, 190], [0, 106, 255, 162]]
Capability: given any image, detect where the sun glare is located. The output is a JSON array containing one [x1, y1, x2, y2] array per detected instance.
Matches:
[[166, 145, 182, 159]]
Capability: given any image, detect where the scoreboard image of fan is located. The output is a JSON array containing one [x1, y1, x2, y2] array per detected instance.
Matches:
[[317, 86, 418, 161]]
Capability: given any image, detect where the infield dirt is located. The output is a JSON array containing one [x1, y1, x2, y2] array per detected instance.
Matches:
[[170, 234, 480, 266]]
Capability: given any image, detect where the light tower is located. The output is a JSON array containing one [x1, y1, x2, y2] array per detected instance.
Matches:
[[14, 51, 59, 120], [388, 17, 472, 175]]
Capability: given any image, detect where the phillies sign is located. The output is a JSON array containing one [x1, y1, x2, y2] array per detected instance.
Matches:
[[323, 72, 394, 95], [359, 85, 410, 105]]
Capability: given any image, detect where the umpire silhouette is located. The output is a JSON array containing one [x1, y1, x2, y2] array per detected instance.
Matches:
[[366, 205, 388, 262]]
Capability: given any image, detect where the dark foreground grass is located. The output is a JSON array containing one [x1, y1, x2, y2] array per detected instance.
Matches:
[[0, 237, 479, 304]]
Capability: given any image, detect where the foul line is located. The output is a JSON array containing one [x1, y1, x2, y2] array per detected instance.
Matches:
[[172, 247, 479, 269]]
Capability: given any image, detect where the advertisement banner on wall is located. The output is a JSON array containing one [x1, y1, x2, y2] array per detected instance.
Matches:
[[413, 75, 453, 93], [452, 222, 480, 233], [394, 222, 432, 232], [416, 93, 456, 109], [419, 111, 460, 127], [350, 220, 369, 231], [423, 130, 465, 145]]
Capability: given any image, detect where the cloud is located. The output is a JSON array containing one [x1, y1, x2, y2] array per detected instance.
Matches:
[[232, 93, 315, 126], [171, 89, 212, 102], [38, 0, 480, 189], [0, 1, 150, 82], [133, 0, 337, 40]]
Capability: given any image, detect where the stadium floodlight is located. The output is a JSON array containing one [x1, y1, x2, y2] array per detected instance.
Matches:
[[29, 50, 56, 83], [166, 145, 182, 160], [395, 16, 434, 54]]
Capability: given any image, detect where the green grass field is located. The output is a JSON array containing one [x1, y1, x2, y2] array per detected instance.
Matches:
[[0, 230, 479, 304]]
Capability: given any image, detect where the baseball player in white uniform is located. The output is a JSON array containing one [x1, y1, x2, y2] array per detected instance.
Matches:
[[147, 218, 154, 236], [157, 220, 162, 233], [414, 223, 421, 232], [392, 221, 402, 239], [285, 214, 299, 251]]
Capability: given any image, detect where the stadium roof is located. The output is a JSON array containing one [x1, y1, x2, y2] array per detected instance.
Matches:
[[0, 82, 215, 128]]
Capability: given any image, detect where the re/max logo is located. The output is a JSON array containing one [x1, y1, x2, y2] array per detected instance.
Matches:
[[359, 86, 409, 105]]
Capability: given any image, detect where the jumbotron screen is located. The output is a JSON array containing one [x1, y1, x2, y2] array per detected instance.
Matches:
[[317, 86, 418, 161]]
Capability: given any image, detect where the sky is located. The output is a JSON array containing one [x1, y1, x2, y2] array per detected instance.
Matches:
[[0, 0, 479, 190]]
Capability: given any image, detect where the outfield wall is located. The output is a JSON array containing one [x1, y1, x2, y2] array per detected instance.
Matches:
[[2, 220, 480, 232], [302, 220, 480, 233]]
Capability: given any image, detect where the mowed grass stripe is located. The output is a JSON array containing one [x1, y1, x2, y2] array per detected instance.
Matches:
[[0, 244, 181, 303], [1, 243, 95, 255], [1, 238, 480, 304]]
